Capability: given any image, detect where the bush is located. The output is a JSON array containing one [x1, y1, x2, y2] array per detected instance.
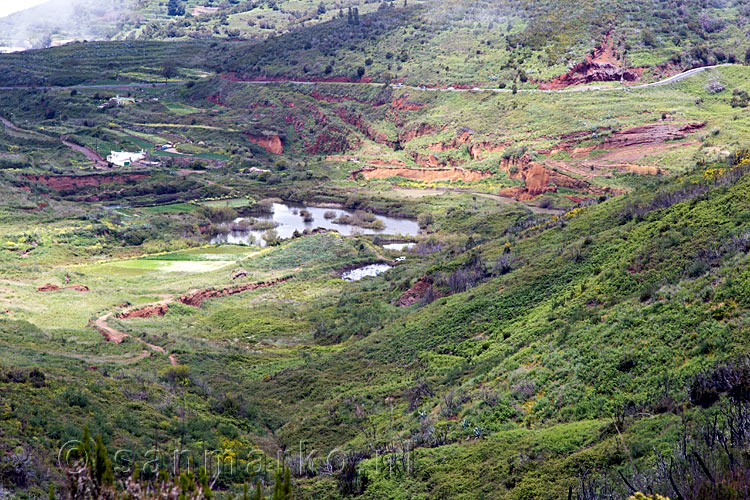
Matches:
[[417, 213, 433, 229]]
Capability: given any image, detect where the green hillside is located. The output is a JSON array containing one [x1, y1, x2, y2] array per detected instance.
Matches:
[[0, 1, 749, 499]]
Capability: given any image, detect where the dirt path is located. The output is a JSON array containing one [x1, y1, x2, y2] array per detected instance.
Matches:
[[61, 136, 107, 167], [94, 278, 292, 364], [93, 313, 129, 343], [0, 116, 48, 139]]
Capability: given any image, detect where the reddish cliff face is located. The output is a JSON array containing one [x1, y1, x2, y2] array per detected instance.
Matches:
[[246, 134, 284, 154], [540, 30, 642, 90], [23, 173, 149, 191]]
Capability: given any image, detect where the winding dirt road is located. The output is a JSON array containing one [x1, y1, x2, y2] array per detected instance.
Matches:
[[93, 278, 292, 366]]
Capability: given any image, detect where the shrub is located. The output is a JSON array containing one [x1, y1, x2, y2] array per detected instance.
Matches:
[[417, 213, 433, 229]]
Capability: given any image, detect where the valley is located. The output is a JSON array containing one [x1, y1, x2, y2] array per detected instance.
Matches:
[[0, 1, 749, 499]]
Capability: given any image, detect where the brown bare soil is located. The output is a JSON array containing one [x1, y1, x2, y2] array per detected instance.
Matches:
[[395, 277, 439, 307], [602, 122, 705, 149], [116, 303, 169, 320], [540, 31, 642, 90], [351, 166, 491, 183], [399, 123, 439, 143], [178, 277, 293, 308], [499, 154, 621, 201], [246, 134, 284, 154], [37, 283, 89, 292]]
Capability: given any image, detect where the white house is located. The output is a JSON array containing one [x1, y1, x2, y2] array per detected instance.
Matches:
[[111, 95, 136, 106], [107, 150, 146, 167]]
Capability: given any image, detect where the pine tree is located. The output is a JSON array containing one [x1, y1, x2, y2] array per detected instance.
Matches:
[[282, 467, 292, 500], [347, 7, 353, 24], [93, 435, 114, 487], [48, 484, 55, 500], [199, 467, 213, 499], [78, 425, 92, 465], [272, 467, 282, 500], [353, 7, 360, 25], [254, 481, 263, 500], [243, 483, 249, 500]]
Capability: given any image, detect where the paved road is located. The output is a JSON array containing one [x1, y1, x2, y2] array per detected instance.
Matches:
[[0, 64, 735, 94], [244, 64, 736, 94]]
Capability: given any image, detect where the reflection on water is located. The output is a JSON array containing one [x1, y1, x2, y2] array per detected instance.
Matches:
[[211, 203, 420, 246], [382, 243, 416, 252], [342, 263, 392, 282]]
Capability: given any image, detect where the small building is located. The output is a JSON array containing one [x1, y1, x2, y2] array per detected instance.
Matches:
[[107, 150, 146, 167], [111, 95, 136, 106]]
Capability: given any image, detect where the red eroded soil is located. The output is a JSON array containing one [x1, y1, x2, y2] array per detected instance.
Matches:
[[336, 109, 396, 147], [306, 127, 355, 155], [395, 277, 440, 307], [392, 97, 424, 111], [470, 142, 508, 161], [499, 154, 617, 201], [116, 303, 169, 319], [23, 173, 149, 191], [351, 166, 491, 183], [426, 130, 507, 160], [399, 123, 439, 144], [540, 31, 643, 90], [207, 94, 227, 107], [246, 134, 284, 154], [37, 283, 89, 292], [602, 122, 705, 149], [413, 153, 440, 168], [178, 277, 293, 308]]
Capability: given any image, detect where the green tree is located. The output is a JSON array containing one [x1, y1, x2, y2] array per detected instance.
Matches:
[[271, 466, 292, 500], [78, 424, 92, 465], [254, 481, 263, 500], [162, 61, 178, 84], [167, 0, 185, 16], [93, 435, 114, 487], [745, 47, 750, 65]]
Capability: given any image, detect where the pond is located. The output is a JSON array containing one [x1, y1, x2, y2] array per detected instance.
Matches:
[[382, 242, 416, 252], [341, 263, 393, 282], [211, 203, 420, 246]]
